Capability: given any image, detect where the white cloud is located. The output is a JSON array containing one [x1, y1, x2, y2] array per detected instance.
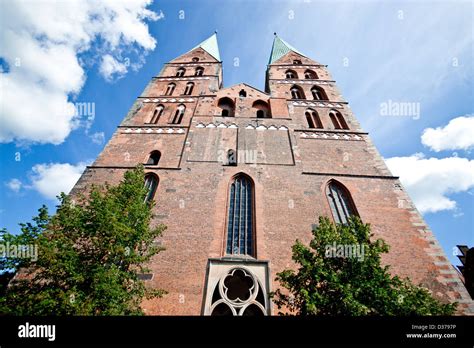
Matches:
[[5, 178, 22, 193], [89, 131, 105, 145], [29, 162, 89, 200], [386, 153, 474, 214], [421, 115, 474, 152], [99, 55, 128, 82], [0, 0, 160, 145], [155, 10, 165, 20]]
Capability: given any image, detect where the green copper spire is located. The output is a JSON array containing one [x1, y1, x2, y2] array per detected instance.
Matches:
[[190, 32, 221, 61], [268, 34, 307, 64]]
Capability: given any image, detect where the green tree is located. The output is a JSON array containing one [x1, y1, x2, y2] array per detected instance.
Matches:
[[0, 166, 166, 315], [272, 216, 456, 315]]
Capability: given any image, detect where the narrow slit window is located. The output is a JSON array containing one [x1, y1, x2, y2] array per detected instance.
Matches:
[[144, 174, 159, 203]]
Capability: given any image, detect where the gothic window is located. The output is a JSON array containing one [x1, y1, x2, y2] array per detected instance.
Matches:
[[326, 180, 358, 225], [311, 86, 328, 100], [239, 89, 247, 97], [285, 69, 297, 79], [293, 59, 302, 65], [192, 57, 199, 62], [171, 104, 185, 124], [252, 100, 271, 118], [290, 85, 305, 100], [226, 174, 254, 256], [165, 83, 176, 96], [329, 110, 349, 130], [150, 104, 164, 124], [210, 268, 266, 316], [218, 97, 235, 117], [305, 109, 323, 129], [329, 113, 340, 129], [146, 151, 161, 166], [306, 112, 315, 128], [176, 68, 185, 77], [338, 114, 349, 130], [184, 82, 194, 95], [144, 173, 159, 203], [195, 67, 204, 76], [304, 69, 318, 79]]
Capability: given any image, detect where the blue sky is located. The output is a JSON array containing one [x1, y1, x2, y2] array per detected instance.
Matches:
[[0, 0, 473, 266]]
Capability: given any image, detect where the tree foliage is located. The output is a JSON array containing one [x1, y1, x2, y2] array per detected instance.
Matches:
[[0, 166, 166, 315], [272, 217, 456, 315]]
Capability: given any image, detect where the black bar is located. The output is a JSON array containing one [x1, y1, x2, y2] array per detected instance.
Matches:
[[0, 316, 473, 346]]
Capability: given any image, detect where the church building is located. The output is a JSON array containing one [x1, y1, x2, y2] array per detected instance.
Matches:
[[71, 33, 473, 315]]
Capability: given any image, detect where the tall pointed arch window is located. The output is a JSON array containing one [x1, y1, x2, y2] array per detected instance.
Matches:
[[305, 109, 323, 129], [176, 68, 186, 77], [195, 67, 204, 76], [184, 82, 194, 95], [171, 104, 185, 124], [304, 69, 318, 79], [226, 174, 255, 256], [326, 181, 358, 225], [150, 104, 164, 124], [290, 85, 305, 100], [329, 110, 349, 130], [165, 83, 176, 96], [144, 173, 159, 203], [311, 86, 328, 100], [285, 69, 297, 79]]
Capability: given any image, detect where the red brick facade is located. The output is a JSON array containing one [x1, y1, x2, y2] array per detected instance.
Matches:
[[71, 35, 473, 315]]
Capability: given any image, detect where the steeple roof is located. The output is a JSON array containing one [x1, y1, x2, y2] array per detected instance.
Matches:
[[268, 35, 307, 64], [190, 32, 221, 61]]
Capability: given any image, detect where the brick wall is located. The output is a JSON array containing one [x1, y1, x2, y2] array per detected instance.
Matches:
[[69, 45, 474, 315]]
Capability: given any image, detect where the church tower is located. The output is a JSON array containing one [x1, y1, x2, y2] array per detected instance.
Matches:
[[71, 34, 473, 315]]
